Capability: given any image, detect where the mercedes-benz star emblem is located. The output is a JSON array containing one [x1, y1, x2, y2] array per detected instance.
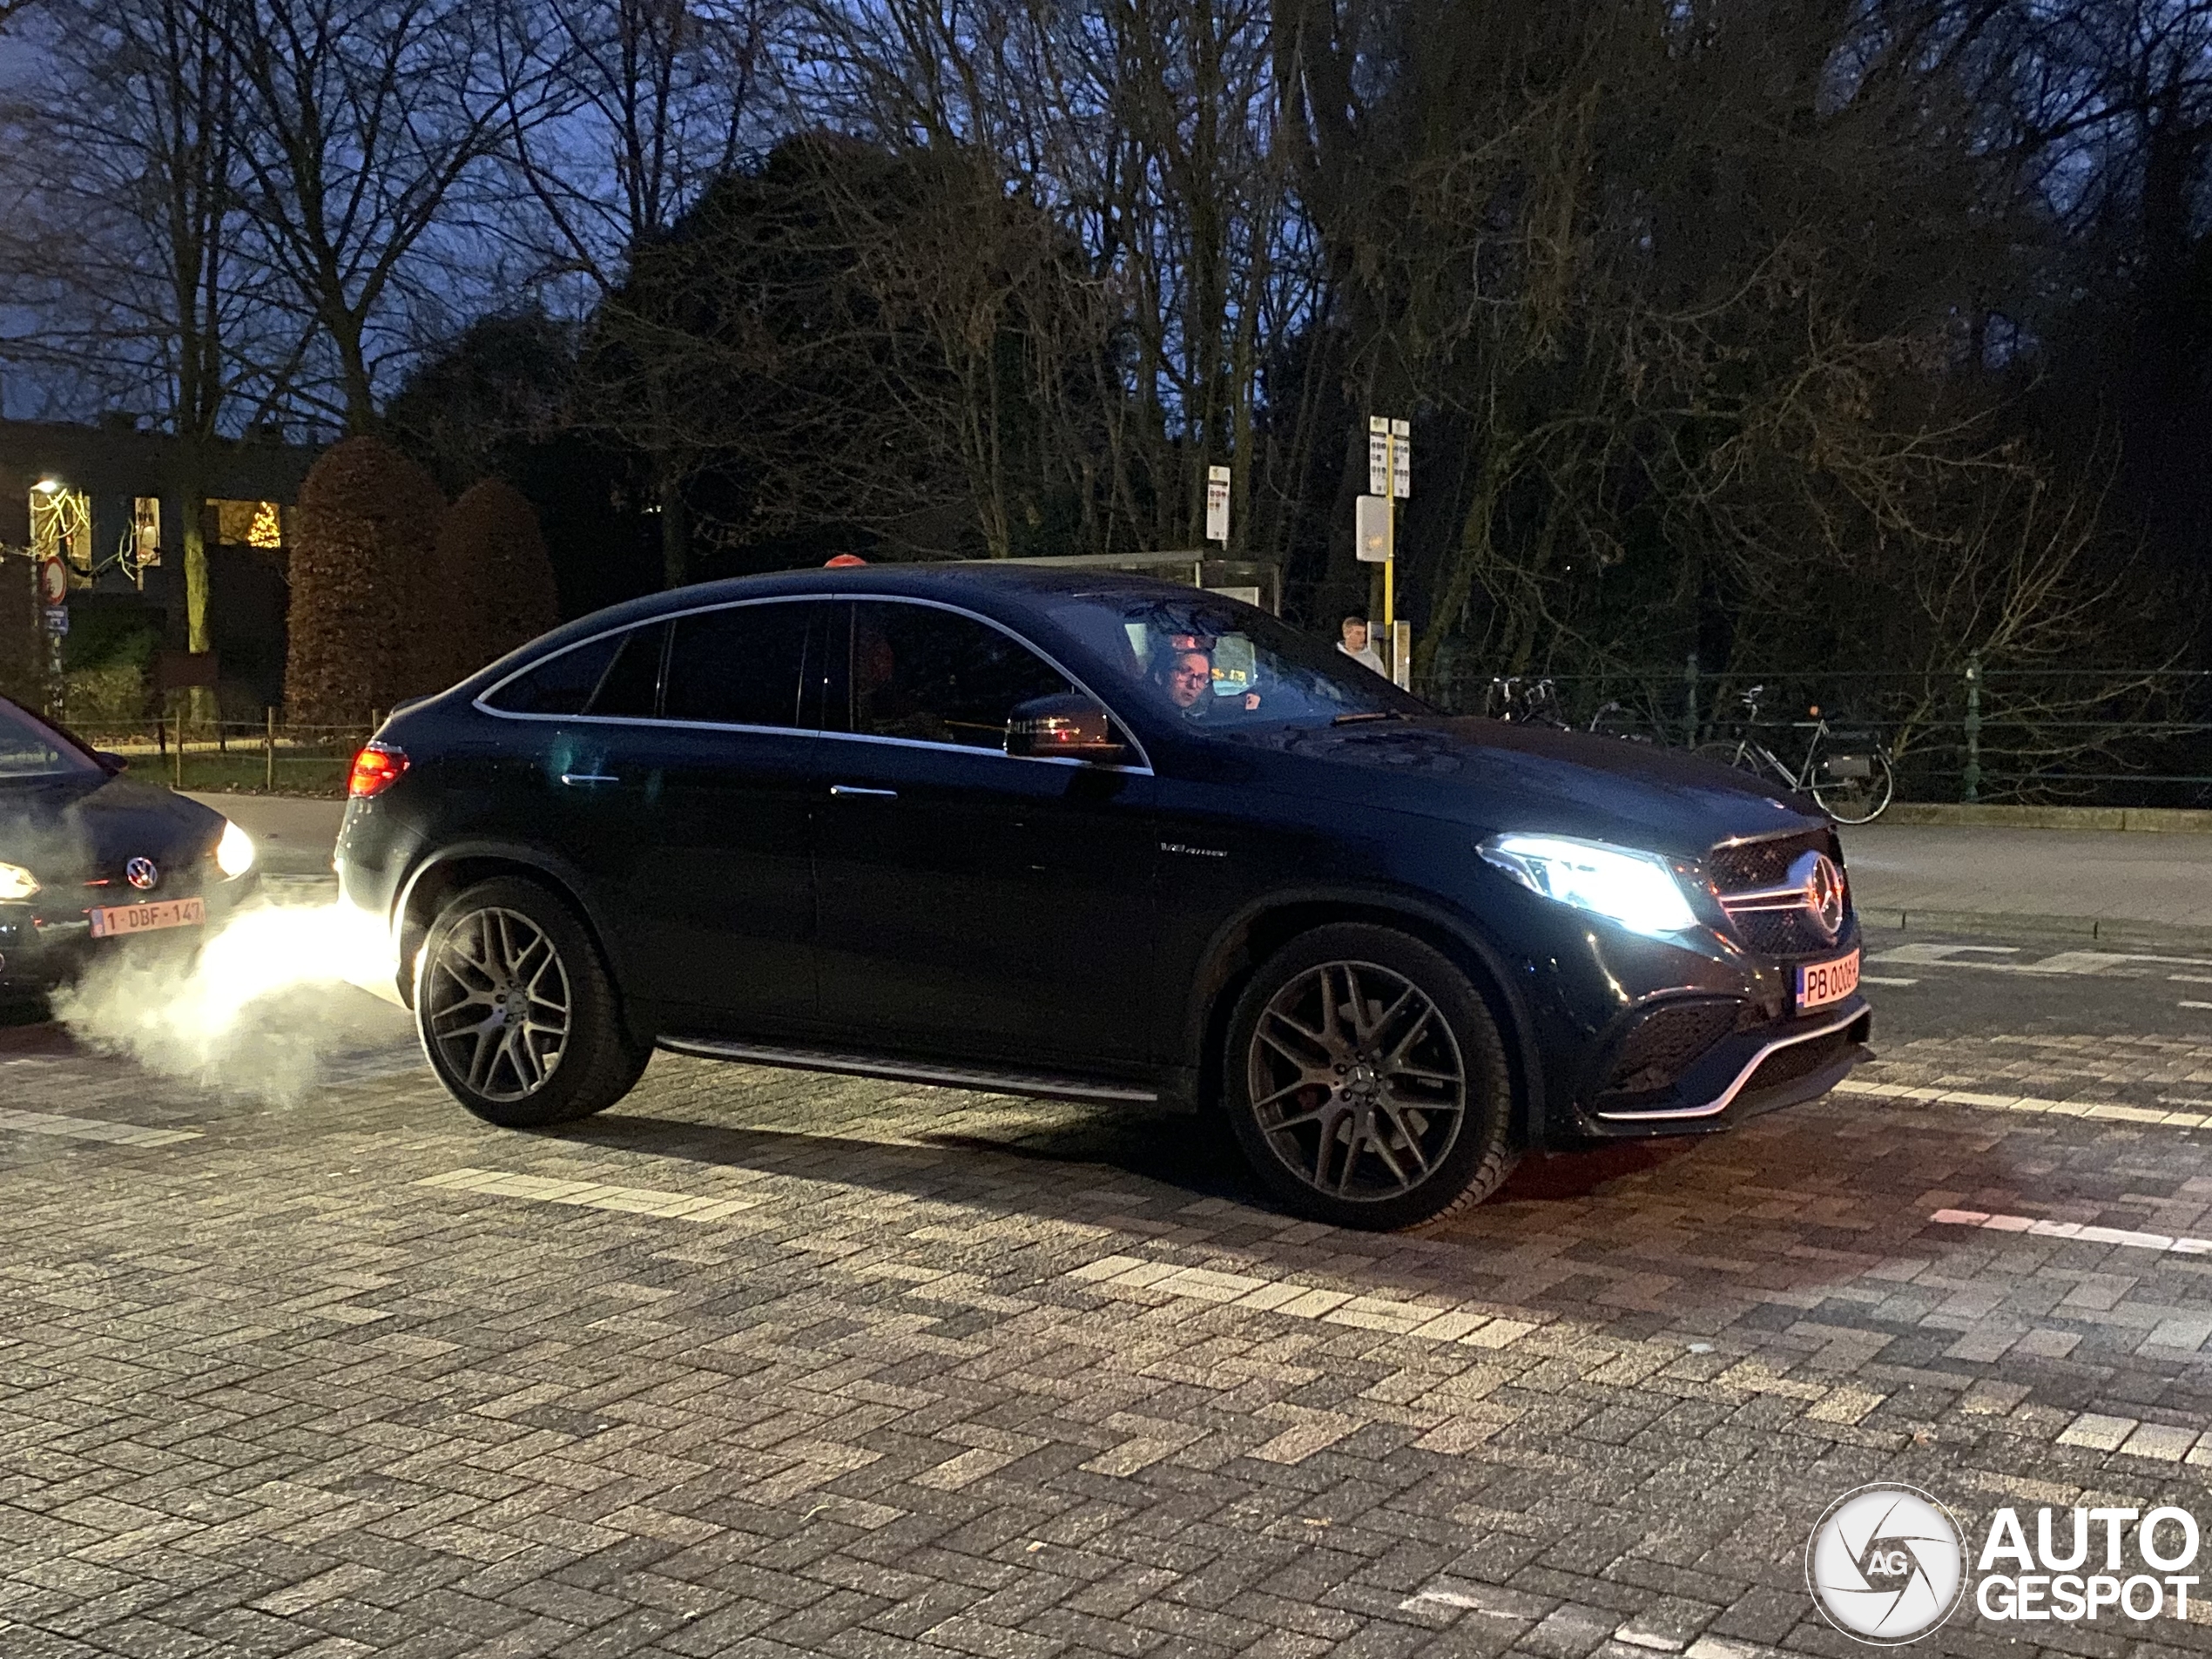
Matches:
[[125, 857, 160, 892], [1805, 1483, 1965, 1644], [1788, 849, 1846, 941]]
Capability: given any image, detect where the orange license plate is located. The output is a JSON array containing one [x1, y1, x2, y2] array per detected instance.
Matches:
[[88, 897, 206, 939], [1796, 949, 1860, 1011]]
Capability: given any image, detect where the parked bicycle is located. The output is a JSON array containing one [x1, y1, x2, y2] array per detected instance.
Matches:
[[1483, 676, 1572, 728], [1694, 685, 1895, 824], [1587, 698, 1662, 744]]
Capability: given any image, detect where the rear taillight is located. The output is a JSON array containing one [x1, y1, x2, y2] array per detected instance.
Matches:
[[348, 744, 408, 799]]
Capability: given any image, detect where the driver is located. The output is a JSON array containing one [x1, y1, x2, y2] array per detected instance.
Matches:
[[1152, 637, 1260, 717]]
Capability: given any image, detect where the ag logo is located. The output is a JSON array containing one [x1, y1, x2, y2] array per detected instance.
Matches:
[[1806, 1484, 1966, 1644]]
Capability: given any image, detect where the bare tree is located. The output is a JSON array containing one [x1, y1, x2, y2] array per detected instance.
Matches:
[[221, 0, 523, 431], [485, 0, 786, 585]]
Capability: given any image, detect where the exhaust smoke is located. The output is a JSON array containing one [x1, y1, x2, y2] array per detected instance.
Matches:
[[52, 892, 416, 1103]]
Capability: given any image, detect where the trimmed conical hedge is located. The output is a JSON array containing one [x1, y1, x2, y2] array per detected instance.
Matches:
[[433, 480, 560, 685], [284, 436, 447, 724]]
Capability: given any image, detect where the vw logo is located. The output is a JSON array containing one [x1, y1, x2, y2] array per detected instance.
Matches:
[[125, 857, 159, 892], [1789, 849, 1846, 941], [1805, 1484, 1966, 1644]]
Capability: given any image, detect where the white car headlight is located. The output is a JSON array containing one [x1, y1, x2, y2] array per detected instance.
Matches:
[[215, 819, 257, 880], [1479, 833, 1698, 937], [0, 860, 38, 901]]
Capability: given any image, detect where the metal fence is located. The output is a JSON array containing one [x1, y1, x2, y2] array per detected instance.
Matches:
[[68, 713, 378, 798], [1433, 661, 2212, 807], [51, 664, 2212, 806]]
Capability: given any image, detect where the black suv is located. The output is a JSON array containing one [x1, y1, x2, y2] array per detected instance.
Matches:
[[339, 566, 1868, 1229]]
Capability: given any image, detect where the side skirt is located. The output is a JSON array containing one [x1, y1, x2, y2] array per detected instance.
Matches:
[[655, 1035, 1161, 1107]]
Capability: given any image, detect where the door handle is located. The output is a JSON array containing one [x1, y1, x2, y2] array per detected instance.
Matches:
[[829, 785, 897, 799], [560, 773, 620, 786]]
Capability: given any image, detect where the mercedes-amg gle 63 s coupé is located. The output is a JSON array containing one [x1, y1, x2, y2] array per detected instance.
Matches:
[[337, 566, 1869, 1230]]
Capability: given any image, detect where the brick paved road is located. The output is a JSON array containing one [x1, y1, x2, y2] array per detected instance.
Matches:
[[4, 923, 2212, 1658]]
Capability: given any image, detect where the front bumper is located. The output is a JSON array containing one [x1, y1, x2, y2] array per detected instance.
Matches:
[[1575, 995, 1871, 1137], [0, 870, 260, 993], [1495, 886, 1872, 1145]]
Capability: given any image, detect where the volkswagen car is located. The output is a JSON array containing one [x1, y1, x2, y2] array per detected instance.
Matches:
[[336, 565, 1869, 1230], [0, 693, 260, 995]]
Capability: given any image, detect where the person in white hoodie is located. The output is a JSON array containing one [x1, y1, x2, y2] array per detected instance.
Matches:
[[1338, 616, 1387, 677]]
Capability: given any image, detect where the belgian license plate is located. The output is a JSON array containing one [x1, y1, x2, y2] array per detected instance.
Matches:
[[88, 897, 206, 939], [1796, 949, 1860, 1011]]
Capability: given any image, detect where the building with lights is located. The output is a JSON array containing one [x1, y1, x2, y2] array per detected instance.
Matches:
[[0, 418, 321, 718]]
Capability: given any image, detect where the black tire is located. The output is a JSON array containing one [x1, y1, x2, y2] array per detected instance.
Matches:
[[415, 876, 651, 1128], [1224, 924, 1517, 1230], [1811, 749, 1895, 825]]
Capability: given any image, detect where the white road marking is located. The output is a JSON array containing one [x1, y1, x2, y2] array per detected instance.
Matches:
[[417, 1168, 759, 1222], [2170, 974, 2212, 985], [1861, 974, 1919, 986], [1866, 944, 2018, 963], [0, 1108, 199, 1147], [1932, 1208, 2212, 1255], [1837, 1076, 2207, 1127], [2182, 1001, 2212, 1011], [1867, 944, 2212, 979]]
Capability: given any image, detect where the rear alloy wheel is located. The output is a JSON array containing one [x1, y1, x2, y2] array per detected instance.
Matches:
[[417, 877, 649, 1128], [1225, 924, 1515, 1230]]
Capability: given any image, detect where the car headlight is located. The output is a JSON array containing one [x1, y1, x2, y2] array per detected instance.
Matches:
[[215, 819, 257, 880], [1479, 833, 1699, 937], [0, 861, 38, 901]]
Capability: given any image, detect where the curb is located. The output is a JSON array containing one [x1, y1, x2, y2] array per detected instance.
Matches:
[[1878, 802, 2212, 833], [1861, 907, 2212, 949]]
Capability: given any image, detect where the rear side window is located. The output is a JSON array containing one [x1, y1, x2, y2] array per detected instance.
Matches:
[[663, 602, 824, 729], [482, 624, 667, 718], [589, 624, 666, 718], [482, 632, 624, 715], [846, 601, 1074, 750]]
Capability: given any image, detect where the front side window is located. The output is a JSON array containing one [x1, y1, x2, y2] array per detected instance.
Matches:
[[0, 698, 100, 780], [663, 602, 825, 730], [1042, 593, 1431, 731], [844, 602, 1075, 750]]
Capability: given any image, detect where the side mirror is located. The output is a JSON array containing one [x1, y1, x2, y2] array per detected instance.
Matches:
[[96, 751, 129, 774], [1006, 693, 1127, 765]]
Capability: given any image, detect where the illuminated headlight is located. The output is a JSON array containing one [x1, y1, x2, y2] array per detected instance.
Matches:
[[1479, 833, 1699, 937], [0, 861, 38, 901], [215, 819, 257, 879]]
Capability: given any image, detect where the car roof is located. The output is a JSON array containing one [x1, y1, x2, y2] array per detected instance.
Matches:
[[523, 563, 1219, 649]]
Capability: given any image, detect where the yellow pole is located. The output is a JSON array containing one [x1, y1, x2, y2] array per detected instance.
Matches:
[[1382, 426, 1396, 678]]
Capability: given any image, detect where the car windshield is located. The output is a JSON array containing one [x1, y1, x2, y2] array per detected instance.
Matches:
[[0, 698, 101, 780], [1042, 592, 1433, 729]]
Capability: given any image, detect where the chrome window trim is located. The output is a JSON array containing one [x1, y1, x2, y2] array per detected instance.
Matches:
[[472, 590, 1154, 773]]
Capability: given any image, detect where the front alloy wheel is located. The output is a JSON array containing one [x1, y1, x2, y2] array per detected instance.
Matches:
[[416, 877, 651, 1128], [1225, 924, 1515, 1230], [1248, 961, 1466, 1200]]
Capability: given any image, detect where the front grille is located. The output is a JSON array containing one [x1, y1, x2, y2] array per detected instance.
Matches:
[[1596, 998, 1743, 1104], [1706, 829, 1834, 893], [1730, 908, 1838, 957], [1708, 828, 1847, 961], [1741, 1030, 1850, 1096]]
